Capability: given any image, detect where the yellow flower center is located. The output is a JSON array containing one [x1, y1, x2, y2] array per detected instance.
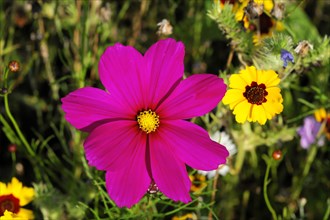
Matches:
[[137, 110, 160, 134]]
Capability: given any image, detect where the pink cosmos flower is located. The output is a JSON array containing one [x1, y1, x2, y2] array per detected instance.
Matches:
[[61, 38, 229, 208]]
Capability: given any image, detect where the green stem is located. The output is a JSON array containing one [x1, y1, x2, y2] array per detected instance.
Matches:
[[323, 198, 330, 220], [263, 162, 277, 220], [281, 56, 301, 81], [292, 145, 318, 199], [4, 93, 35, 156]]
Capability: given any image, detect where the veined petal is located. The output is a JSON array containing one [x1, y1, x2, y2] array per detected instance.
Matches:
[[144, 38, 184, 108], [158, 120, 229, 171], [61, 87, 133, 132], [98, 43, 147, 111], [157, 74, 226, 120], [84, 120, 143, 171], [105, 134, 150, 208], [149, 131, 191, 203]]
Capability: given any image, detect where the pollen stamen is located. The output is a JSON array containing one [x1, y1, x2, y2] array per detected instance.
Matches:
[[137, 109, 160, 134]]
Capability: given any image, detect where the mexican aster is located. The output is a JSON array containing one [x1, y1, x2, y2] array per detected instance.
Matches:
[[61, 38, 229, 207]]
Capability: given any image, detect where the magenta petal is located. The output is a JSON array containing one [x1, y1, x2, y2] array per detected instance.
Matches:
[[84, 120, 142, 171], [159, 120, 229, 171], [61, 87, 132, 132], [144, 38, 184, 108], [157, 74, 226, 120], [149, 132, 191, 203], [105, 133, 150, 208], [98, 43, 147, 111]]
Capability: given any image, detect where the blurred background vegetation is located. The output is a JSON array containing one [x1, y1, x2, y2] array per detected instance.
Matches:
[[0, 0, 329, 219]]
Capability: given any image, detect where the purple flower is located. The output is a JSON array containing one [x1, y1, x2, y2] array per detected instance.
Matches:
[[281, 49, 294, 68], [61, 39, 229, 207], [298, 116, 324, 149]]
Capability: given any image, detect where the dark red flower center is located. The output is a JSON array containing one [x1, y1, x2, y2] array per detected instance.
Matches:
[[249, 13, 274, 34], [0, 194, 20, 216], [326, 118, 330, 134], [243, 81, 268, 105], [220, 0, 236, 4], [259, 13, 273, 34]]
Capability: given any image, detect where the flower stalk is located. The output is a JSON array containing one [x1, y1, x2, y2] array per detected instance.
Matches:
[[3, 93, 35, 157], [263, 156, 278, 220]]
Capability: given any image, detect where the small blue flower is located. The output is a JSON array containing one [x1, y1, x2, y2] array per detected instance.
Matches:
[[281, 49, 294, 68]]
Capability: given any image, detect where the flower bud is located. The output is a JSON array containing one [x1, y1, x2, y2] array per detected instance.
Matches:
[[272, 150, 282, 160], [294, 41, 313, 57], [8, 144, 17, 153], [1, 87, 8, 94], [156, 19, 173, 36]]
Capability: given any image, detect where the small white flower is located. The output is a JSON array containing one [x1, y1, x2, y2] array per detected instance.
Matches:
[[198, 131, 236, 178]]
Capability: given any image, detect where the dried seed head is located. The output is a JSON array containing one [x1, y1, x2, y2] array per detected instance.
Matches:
[[272, 2, 285, 20], [244, 0, 264, 20], [8, 60, 20, 72], [294, 41, 313, 57], [156, 19, 173, 36], [8, 144, 17, 153]]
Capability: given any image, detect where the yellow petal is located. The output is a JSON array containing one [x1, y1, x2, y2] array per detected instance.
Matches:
[[229, 74, 248, 90], [0, 182, 9, 195], [314, 108, 327, 122], [239, 66, 257, 84], [7, 178, 23, 195], [17, 208, 34, 220], [253, 0, 274, 12], [8, 178, 34, 206], [258, 70, 280, 87], [233, 100, 251, 123], [0, 210, 28, 220], [249, 104, 267, 125], [18, 187, 34, 206], [222, 89, 245, 108], [266, 87, 283, 112]]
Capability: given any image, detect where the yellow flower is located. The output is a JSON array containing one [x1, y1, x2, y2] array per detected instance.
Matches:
[[0, 178, 34, 219], [314, 108, 330, 140], [217, 0, 246, 21], [314, 108, 327, 123], [189, 174, 207, 194], [236, 0, 281, 44], [172, 213, 197, 220], [222, 66, 283, 125]]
